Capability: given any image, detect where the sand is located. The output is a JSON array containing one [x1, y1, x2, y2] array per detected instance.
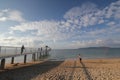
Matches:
[[0, 58, 120, 80]]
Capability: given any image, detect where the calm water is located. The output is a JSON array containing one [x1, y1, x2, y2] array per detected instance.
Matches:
[[48, 48, 120, 61]]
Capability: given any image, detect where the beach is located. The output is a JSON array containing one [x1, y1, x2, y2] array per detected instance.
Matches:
[[0, 58, 120, 80]]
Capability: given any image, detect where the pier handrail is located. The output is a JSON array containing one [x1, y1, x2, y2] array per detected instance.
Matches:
[[0, 52, 35, 59], [0, 45, 51, 69], [0, 46, 38, 57]]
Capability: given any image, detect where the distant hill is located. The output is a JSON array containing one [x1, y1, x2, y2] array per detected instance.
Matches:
[[78, 47, 112, 49]]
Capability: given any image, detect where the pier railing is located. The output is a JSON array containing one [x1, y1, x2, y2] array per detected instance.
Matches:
[[0, 46, 51, 69], [0, 46, 37, 57]]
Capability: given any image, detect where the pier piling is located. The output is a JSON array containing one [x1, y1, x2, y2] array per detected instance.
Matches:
[[32, 53, 36, 61], [0, 58, 5, 69], [24, 55, 27, 63], [11, 57, 14, 64]]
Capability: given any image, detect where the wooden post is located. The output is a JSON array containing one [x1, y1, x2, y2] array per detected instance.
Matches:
[[40, 51, 41, 59], [37, 52, 39, 60], [45, 46, 47, 56], [11, 57, 14, 64], [24, 55, 27, 63], [0, 46, 1, 54], [32, 53, 35, 61], [0, 58, 5, 69], [40, 47, 42, 59]]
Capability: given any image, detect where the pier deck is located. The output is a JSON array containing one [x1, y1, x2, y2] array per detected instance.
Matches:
[[0, 46, 50, 69]]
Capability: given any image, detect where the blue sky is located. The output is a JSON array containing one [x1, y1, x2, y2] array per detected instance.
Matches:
[[0, 0, 120, 49]]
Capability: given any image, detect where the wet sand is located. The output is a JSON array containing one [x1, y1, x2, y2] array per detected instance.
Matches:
[[0, 58, 120, 80]]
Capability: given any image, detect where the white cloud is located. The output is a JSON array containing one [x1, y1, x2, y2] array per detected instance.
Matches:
[[0, 17, 7, 21], [107, 21, 115, 26], [98, 19, 104, 24], [11, 20, 59, 34], [104, 0, 120, 19], [1, 0, 120, 48], [10, 20, 71, 41], [8, 10, 25, 22], [0, 35, 20, 46], [63, 0, 120, 29], [0, 34, 45, 47], [0, 9, 25, 22], [63, 2, 105, 28], [64, 2, 98, 19]]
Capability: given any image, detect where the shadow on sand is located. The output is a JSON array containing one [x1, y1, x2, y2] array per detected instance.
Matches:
[[0, 60, 64, 80], [68, 60, 76, 80], [80, 61, 93, 80]]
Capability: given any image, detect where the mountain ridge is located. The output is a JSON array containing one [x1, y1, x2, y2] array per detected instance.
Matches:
[[78, 47, 120, 49]]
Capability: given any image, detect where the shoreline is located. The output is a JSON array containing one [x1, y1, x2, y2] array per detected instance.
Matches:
[[48, 57, 120, 61], [1, 58, 120, 70]]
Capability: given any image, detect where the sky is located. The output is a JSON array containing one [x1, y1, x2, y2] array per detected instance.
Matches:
[[0, 0, 120, 49]]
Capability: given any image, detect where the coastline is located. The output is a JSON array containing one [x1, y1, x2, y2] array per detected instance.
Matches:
[[0, 58, 120, 80]]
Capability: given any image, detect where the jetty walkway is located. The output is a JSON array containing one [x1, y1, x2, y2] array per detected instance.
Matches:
[[0, 46, 51, 69]]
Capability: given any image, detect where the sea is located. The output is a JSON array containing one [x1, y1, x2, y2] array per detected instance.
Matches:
[[48, 48, 120, 61], [1, 48, 120, 63]]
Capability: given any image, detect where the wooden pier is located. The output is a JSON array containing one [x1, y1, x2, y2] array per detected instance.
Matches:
[[0, 46, 51, 69]]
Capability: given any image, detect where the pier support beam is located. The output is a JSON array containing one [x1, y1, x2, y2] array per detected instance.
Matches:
[[0, 58, 5, 69], [24, 55, 27, 63], [32, 53, 36, 61], [11, 57, 14, 64], [40, 52, 41, 59], [37, 52, 39, 60]]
